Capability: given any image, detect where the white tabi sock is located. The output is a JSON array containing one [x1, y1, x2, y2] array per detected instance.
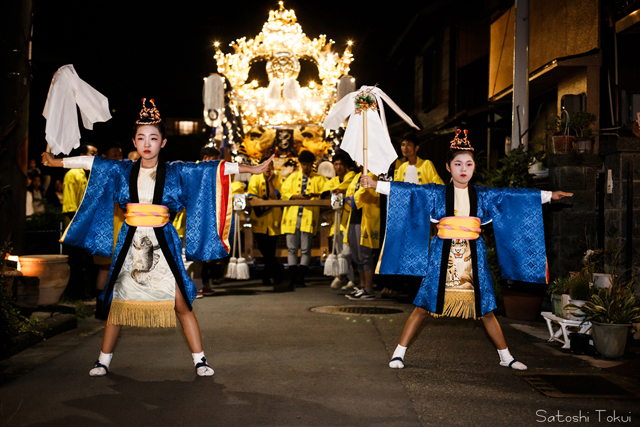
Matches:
[[389, 344, 407, 369], [192, 351, 214, 377], [89, 352, 112, 377], [498, 348, 527, 370]]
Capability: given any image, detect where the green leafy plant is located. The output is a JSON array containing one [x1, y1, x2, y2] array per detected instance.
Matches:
[[566, 280, 640, 324], [479, 145, 545, 189], [547, 276, 570, 295], [569, 111, 596, 139], [568, 273, 591, 301]]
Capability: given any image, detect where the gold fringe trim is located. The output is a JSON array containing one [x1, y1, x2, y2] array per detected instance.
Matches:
[[431, 289, 476, 320], [107, 299, 176, 328]]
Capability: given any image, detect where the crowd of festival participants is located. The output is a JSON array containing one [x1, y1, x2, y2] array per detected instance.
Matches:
[[40, 99, 572, 377]]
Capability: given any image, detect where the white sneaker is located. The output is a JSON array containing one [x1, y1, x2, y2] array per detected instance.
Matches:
[[331, 277, 345, 289], [341, 281, 356, 291]]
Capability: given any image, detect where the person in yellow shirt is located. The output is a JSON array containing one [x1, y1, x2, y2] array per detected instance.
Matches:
[[394, 134, 444, 185], [392, 134, 443, 300], [62, 144, 98, 300], [320, 151, 356, 289], [94, 143, 125, 294], [344, 168, 380, 300], [281, 150, 328, 288], [62, 144, 98, 220], [247, 159, 283, 286]]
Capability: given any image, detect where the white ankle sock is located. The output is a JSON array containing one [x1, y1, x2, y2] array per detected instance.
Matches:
[[192, 351, 214, 377], [389, 344, 407, 369], [498, 348, 527, 370], [89, 352, 112, 377]]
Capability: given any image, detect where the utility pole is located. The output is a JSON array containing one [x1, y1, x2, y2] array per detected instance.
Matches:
[[511, 0, 529, 150], [0, 0, 33, 254]]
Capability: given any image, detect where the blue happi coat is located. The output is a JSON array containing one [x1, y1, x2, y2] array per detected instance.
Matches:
[[378, 181, 547, 317], [62, 156, 233, 318]]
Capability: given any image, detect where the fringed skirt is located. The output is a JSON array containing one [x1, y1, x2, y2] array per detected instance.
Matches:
[[430, 288, 476, 320], [109, 227, 177, 328]]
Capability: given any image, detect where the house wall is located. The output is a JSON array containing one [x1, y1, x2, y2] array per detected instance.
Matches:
[[489, 0, 599, 99]]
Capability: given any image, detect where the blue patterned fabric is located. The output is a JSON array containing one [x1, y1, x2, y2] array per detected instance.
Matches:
[[63, 156, 230, 307], [379, 182, 546, 316]]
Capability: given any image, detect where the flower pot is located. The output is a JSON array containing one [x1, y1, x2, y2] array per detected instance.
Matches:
[[591, 322, 631, 359], [18, 255, 70, 306], [575, 137, 593, 154], [550, 293, 564, 317], [552, 135, 575, 154], [561, 294, 571, 319], [569, 332, 590, 355], [592, 273, 612, 289], [502, 289, 544, 321]]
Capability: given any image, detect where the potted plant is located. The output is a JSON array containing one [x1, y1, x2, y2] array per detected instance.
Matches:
[[566, 279, 640, 359], [547, 276, 570, 317], [547, 112, 574, 154], [564, 273, 592, 320], [569, 111, 596, 154]]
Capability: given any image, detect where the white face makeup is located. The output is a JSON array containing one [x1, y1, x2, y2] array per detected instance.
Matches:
[[132, 125, 167, 167], [446, 152, 475, 188]]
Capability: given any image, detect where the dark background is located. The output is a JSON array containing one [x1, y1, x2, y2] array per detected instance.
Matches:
[[27, 0, 428, 165]]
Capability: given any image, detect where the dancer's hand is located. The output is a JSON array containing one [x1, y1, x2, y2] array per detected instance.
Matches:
[[238, 154, 275, 175], [360, 174, 377, 190], [551, 191, 573, 200], [41, 152, 63, 167]]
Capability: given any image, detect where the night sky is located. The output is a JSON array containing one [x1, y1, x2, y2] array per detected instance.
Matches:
[[28, 0, 426, 160]]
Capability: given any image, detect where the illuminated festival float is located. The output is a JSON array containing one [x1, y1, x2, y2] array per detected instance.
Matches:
[[203, 1, 355, 171]]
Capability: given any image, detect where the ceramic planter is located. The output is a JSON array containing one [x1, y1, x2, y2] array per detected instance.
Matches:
[[18, 255, 70, 306], [503, 289, 544, 321], [550, 293, 564, 317], [592, 273, 612, 289], [591, 322, 631, 359], [552, 135, 574, 154], [575, 137, 593, 154]]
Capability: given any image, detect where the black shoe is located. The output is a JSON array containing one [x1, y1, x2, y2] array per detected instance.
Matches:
[[297, 265, 308, 288], [288, 265, 299, 290]]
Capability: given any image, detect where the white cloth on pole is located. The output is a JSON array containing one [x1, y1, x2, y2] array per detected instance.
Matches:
[[322, 86, 419, 175], [203, 73, 225, 127], [42, 65, 111, 155]]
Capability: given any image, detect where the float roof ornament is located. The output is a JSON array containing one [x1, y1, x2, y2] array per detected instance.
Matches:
[[214, 1, 353, 127]]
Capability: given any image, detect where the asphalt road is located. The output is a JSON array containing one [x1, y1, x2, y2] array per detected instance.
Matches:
[[0, 277, 638, 426]]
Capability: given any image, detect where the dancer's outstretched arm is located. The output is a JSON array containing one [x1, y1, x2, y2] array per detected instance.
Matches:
[[238, 154, 275, 175]]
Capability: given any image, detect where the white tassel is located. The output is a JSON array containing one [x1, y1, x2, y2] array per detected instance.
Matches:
[[283, 78, 301, 100], [203, 73, 225, 127], [225, 257, 237, 279], [336, 254, 349, 276], [324, 254, 337, 276], [236, 257, 250, 280]]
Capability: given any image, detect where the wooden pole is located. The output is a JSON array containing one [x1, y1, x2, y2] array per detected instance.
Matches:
[[363, 109, 368, 175]]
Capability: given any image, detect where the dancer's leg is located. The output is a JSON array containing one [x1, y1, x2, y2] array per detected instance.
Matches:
[[95, 264, 110, 291], [175, 284, 203, 353], [389, 306, 430, 368], [398, 306, 430, 347], [481, 311, 527, 370], [481, 312, 507, 349], [101, 323, 122, 353], [89, 322, 121, 376], [175, 284, 214, 376]]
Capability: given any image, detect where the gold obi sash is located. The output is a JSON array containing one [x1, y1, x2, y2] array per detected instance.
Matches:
[[125, 203, 170, 227], [436, 216, 481, 240]]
